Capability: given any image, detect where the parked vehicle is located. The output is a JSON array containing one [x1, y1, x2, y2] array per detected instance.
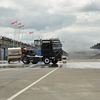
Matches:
[[8, 47, 21, 63]]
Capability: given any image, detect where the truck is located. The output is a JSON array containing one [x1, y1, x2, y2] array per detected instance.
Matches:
[[22, 38, 62, 64]]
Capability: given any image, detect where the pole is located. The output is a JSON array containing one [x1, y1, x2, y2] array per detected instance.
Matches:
[[31, 32, 34, 49], [20, 25, 24, 47], [13, 19, 18, 47], [29, 32, 34, 49], [17, 28, 20, 47]]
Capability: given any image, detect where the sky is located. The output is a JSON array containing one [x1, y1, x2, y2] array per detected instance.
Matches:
[[0, 0, 100, 52]]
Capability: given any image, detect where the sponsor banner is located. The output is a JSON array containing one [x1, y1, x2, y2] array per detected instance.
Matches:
[[0, 40, 2, 44]]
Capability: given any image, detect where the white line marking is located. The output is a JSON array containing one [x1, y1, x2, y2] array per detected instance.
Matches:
[[7, 67, 59, 100]]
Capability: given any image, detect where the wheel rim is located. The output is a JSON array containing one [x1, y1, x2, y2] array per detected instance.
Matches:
[[23, 57, 27, 63], [44, 58, 49, 64]]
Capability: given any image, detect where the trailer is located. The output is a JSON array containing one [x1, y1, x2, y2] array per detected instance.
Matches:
[[22, 38, 62, 64], [8, 47, 21, 63]]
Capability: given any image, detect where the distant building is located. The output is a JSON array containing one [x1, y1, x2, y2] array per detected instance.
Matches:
[[90, 43, 100, 50], [0, 36, 36, 60], [90, 43, 100, 59]]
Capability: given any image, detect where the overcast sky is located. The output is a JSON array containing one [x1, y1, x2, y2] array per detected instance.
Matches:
[[0, 0, 100, 52]]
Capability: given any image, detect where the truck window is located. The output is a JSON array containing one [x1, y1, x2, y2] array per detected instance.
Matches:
[[53, 43, 62, 49], [34, 40, 40, 45]]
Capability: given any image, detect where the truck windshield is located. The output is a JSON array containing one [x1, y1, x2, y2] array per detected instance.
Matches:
[[34, 40, 40, 45], [53, 43, 62, 49]]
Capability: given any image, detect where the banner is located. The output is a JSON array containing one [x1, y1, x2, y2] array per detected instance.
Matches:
[[18, 25, 24, 28], [29, 32, 33, 34], [18, 23, 21, 25], [11, 21, 17, 25]]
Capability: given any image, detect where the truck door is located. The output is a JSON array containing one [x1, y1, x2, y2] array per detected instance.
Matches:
[[41, 43, 52, 56]]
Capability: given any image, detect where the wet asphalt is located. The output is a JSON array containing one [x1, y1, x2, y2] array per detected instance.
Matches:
[[0, 60, 100, 100]]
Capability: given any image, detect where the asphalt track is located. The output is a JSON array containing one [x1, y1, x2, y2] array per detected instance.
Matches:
[[0, 60, 100, 100]]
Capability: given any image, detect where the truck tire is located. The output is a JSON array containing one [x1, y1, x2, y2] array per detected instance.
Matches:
[[18, 59, 20, 63], [52, 60, 58, 64], [22, 56, 30, 64], [32, 61, 38, 64], [8, 60, 10, 63], [32, 57, 39, 64], [43, 57, 50, 64]]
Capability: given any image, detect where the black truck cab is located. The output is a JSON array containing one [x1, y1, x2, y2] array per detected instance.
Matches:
[[41, 38, 62, 64], [22, 38, 62, 64]]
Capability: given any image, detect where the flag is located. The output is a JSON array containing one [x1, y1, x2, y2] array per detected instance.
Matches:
[[29, 32, 33, 34], [18, 26, 20, 28], [39, 36, 40, 39], [18, 23, 21, 25], [11, 21, 17, 25], [18, 25, 24, 28]]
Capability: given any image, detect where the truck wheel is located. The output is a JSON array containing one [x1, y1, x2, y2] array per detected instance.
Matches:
[[22, 56, 30, 64], [18, 59, 20, 63], [43, 57, 50, 64], [8, 60, 10, 63], [32, 61, 38, 64], [52, 61, 58, 64]]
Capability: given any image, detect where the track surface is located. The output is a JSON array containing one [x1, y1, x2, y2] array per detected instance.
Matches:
[[0, 61, 100, 100]]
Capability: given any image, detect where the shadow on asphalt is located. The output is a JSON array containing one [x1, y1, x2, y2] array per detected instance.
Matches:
[[49, 64, 58, 67], [0, 62, 59, 68]]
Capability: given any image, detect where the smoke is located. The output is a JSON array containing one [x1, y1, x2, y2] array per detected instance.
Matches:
[[68, 50, 95, 60]]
